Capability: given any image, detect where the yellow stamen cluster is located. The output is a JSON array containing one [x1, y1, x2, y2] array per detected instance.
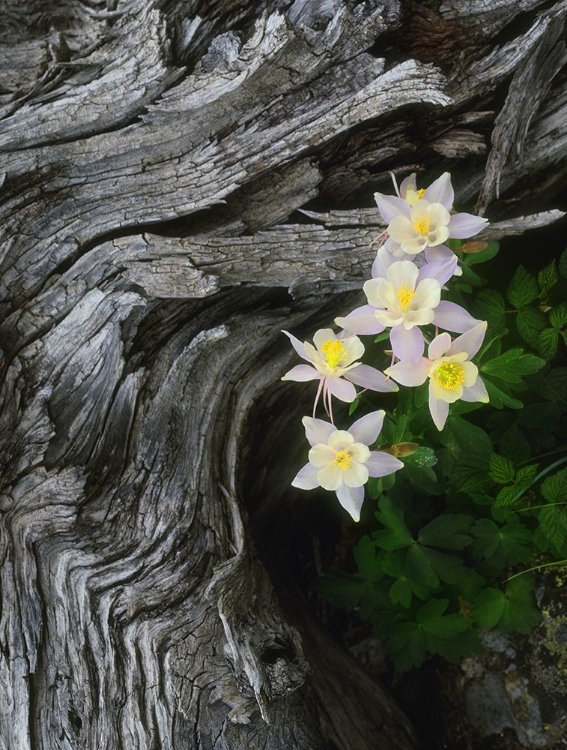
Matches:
[[432, 362, 465, 391], [416, 188, 426, 199], [396, 283, 416, 312], [333, 450, 352, 471], [412, 216, 431, 236], [321, 339, 347, 369]]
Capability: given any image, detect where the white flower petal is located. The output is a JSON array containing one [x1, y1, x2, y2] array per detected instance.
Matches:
[[447, 321, 488, 358], [313, 328, 336, 351], [462, 361, 479, 387], [335, 484, 365, 522], [342, 336, 365, 366], [372, 246, 397, 279], [309, 444, 337, 468], [461, 377, 489, 403], [366, 451, 404, 478], [413, 277, 441, 310], [282, 330, 307, 360], [336, 306, 385, 335], [390, 325, 425, 362], [385, 359, 429, 387], [291, 463, 320, 490], [374, 193, 411, 223], [302, 416, 335, 446], [343, 461, 369, 488], [427, 225, 450, 246], [428, 332, 452, 360], [281, 364, 321, 382], [318, 464, 344, 491], [428, 390, 450, 431], [345, 365, 398, 392], [326, 376, 357, 403], [349, 410, 385, 445], [386, 260, 419, 291], [424, 172, 454, 210], [448, 212, 489, 239], [328, 430, 355, 450], [349, 443, 371, 463], [433, 301, 480, 333]]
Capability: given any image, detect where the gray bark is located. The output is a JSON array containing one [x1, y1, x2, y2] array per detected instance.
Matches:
[[1, 1, 566, 748]]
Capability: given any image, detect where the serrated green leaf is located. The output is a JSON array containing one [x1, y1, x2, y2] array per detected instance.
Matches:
[[538, 328, 559, 360], [472, 289, 506, 329], [418, 514, 474, 550], [489, 454, 516, 484], [516, 307, 547, 348], [507, 266, 539, 308], [536, 367, 567, 406], [472, 587, 507, 628], [538, 504, 567, 553], [495, 484, 521, 507], [499, 423, 531, 464], [481, 349, 545, 383], [538, 260, 558, 295], [374, 496, 414, 550], [515, 465, 538, 488], [550, 303, 567, 330], [541, 467, 567, 504]]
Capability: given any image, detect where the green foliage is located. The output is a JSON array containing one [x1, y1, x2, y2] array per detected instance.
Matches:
[[319, 241, 567, 674]]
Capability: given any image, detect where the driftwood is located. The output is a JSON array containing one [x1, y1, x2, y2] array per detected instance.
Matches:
[[1, 1, 566, 748]]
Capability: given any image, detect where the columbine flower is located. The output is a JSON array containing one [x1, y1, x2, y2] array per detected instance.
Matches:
[[292, 411, 404, 521], [385, 322, 489, 430], [374, 172, 488, 258], [335, 247, 480, 362], [281, 328, 397, 417]]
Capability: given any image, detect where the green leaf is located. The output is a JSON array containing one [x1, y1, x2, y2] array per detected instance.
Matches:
[[489, 454, 516, 485], [406, 544, 440, 588], [499, 423, 532, 465], [387, 622, 427, 672], [559, 249, 567, 280], [499, 576, 541, 632], [472, 519, 532, 569], [354, 535, 384, 582], [481, 349, 545, 383], [538, 328, 559, 360], [464, 241, 500, 265], [550, 303, 567, 330], [404, 446, 437, 469], [538, 260, 558, 295], [418, 514, 474, 550], [536, 367, 567, 406], [426, 629, 481, 663], [389, 578, 413, 608], [538, 504, 567, 553], [348, 397, 360, 416], [541, 467, 567, 504], [516, 307, 547, 349], [472, 289, 506, 329], [374, 497, 414, 550], [515, 465, 538, 489], [318, 571, 369, 611], [472, 587, 507, 628], [494, 484, 522, 507], [507, 265, 539, 308], [483, 379, 523, 409]]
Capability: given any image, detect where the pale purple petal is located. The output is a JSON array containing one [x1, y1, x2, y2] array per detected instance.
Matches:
[[335, 483, 365, 522], [281, 364, 321, 382], [302, 416, 335, 446], [424, 172, 454, 210], [366, 451, 404, 478], [349, 410, 385, 446], [335, 306, 384, 336], [345, 364, 399, 392], [447, 321, 488, 358], [372, 245, 397, 279], [282, 330, 307, 360], [429, 390, 449, 431], [418, 255, 458, 286], [385, 359, 429, 387], [398, 173, 417, 198], [374, 193, 411, 223], [291, 462, 320, 490], [326, 376, 357, 403], [448, 212, 489, 239], [433, 300, 481, 333], [390, 324, 425, 363], [461, 377, 489, 403], [428, 332, 451, 360]]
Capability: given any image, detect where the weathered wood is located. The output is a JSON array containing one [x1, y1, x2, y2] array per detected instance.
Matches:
[[1, 1, 567, 748]]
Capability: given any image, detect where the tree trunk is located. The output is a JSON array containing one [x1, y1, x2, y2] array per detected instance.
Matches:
[[1, 1, 566, 748]]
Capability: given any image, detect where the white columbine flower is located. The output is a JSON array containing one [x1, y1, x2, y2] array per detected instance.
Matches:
[[281, 328, 397, 417], [374, 172, 489, 258], [385, 322, 489, 430], [292, 411, 403, 521], [335, 246, 480, 362]]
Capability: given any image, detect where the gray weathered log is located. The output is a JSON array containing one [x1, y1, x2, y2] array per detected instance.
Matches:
[[1, 1, 567, 748]]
